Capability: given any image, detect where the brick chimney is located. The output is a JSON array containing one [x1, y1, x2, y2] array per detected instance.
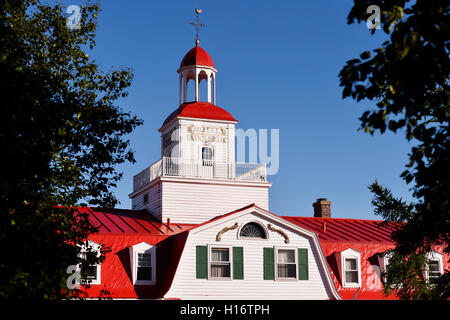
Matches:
[[313, 198, 331, 218]]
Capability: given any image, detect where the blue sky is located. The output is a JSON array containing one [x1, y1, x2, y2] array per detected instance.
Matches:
[[63, 0, 415, 219]]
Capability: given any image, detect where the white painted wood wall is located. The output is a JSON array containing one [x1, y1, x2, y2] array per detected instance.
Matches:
[[164, 211, 335, 300], [160, 118, 236, 164], [132, 177, 271, 224]]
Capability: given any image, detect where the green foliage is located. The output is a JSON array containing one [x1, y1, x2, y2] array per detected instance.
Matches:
[[340, 0, 449, 299], [0, 0, 142, 298], [370, 182, 449, 299]]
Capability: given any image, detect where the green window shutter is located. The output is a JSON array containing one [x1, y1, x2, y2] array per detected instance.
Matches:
[[196, 245, 208, 279], [298, 248, 309, 280], [263, 247, 275, 280], [233, 247, 244, 280]]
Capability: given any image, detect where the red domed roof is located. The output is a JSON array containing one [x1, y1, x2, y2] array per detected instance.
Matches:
[[180, 45, 215, 69], [161, 102, 237, 128]]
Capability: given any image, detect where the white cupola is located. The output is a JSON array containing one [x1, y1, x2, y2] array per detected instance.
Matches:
[[129, 10, 271, 224], [178, 41, 217, 105]]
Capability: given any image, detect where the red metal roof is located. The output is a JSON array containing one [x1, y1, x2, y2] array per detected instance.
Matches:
[[83, 207, 196, 236], [180, 45, 215, 69], [161, 101, 237, 128], [75, 206, 450, 300], [281, 216, 402, 243], [77, 207, 196, 299]]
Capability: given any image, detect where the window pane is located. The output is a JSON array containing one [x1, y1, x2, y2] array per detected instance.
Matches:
[[202, 147, 213, 166], [345, 271, 358, 283], [345, 258, 357, 271], [202, 147, 213, 160], [429, 260, 440, 283], [84, 265, 97, 280], [137, 266, 152, 281], [211, 264, 231, 278], [278, 264, 296, 278], [278, 250, 295, 263], [138, 253, 151, 267], [212, 248, 229, 262], [429, 260, 439, 272]]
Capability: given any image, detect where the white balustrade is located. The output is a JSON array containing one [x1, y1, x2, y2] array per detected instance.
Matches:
[[133, 157, 267, 192]]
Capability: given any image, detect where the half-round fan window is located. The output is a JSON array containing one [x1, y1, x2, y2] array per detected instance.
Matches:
[[239, 223, 267, 239]]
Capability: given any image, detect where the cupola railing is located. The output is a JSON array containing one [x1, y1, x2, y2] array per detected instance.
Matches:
[[133, 157, 267, 192]]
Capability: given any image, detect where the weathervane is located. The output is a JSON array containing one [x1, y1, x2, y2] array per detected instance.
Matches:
[[190, 8, 206, 45]]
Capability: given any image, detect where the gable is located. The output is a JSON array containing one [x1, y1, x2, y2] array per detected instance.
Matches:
[[191, 210, 315, 244], [164, 206, 341, 299]]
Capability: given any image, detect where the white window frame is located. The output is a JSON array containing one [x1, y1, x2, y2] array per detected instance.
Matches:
[[208, 245, 233, 281], [424, 251, 443, 284], [129, 242, 156, 285], [201, 146, 214, 166], [340, 248, 361, 288], [77, 240, 101, 285], [275, 247, 298, 281]]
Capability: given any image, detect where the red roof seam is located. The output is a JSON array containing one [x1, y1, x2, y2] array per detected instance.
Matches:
[[305, 218, 365, 241], [116, 214, 138, 234], [300, 218, 357, 241], [147, 220, 165, 234], [319, 239, 395, 245], [129, 215, 153, 234], [325, 220, 372, 242], [319, 222, 361, 241], [291, 218, 340, 241], [99, 211, 125, 233], [336, 220, 378, 242], [89, 210, 111, 233], [351, 220, 393, 241], [163, 223, 174, 232]]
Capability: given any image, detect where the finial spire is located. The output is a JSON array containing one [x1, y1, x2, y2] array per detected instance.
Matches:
[[190, 8, 206, 46]]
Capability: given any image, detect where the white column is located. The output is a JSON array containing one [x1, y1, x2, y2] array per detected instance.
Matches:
[[207, 72, 211, 103], [195, 69, 199, 102], [183, 75, 187, 103], [179, 73, 182, 105], [213, 75, 216, 105]]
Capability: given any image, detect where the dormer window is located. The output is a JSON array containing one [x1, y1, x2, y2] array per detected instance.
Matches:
[[377, 251, 393, 284], [337, 248, 361, 288], [129, 242, 156, 285], [425, 251, 443, 284], [77, 240, 101, 285]]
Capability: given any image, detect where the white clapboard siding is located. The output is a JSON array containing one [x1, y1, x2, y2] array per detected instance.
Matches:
[[164, 212, 335, 300], [132, 181, 163, 221], [161, 179, 270, 224]]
